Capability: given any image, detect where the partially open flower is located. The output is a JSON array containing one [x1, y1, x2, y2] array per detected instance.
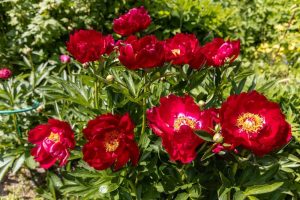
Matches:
[[28, 119, 75, 169], [0, 68, 12, 80], [147, 95, 218, 163], [67, 30, 114, 64], [164, 33, 199, 65], [220, 91, 292, 156], [82, 113, 139, 170], [200, 38, 240, 67], [118, 35, 165, 70], [113, 7, 151, 36]]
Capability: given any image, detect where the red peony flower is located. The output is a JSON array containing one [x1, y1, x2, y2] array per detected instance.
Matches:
[[188, 47, 207, 69], [66, 30, 114, 64], [147, 95, 218, 163], [0, 68, 12, 80], [118, 35, 165, 70], [220, 91, 292, 156], [164, 33, 204, 67], [82, 113, 139, 170], [113, 7, 151, 36], [200, 38, 240, 67], [28, 119, 75, 169]]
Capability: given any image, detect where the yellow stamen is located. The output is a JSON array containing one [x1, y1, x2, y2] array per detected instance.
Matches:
[[174, 115, 197, 131], [171, 49, 181, 56], [237, 113, 264, 134], [104, 131, 120, 152], [48, 132, 60, 143]]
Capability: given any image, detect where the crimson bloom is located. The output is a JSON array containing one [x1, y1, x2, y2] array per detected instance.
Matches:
[[113, 7, 151, 36], [28, 119, 75, 169], [67, 30, 114, 64], [118, 35, 165, 70], [0, 68, 12, 80], [201, 38, 240, 67], [147, 95, 218, 163], [220, 91, 292, 156], [82, 113, 139, 170], [164, 33, 200, 65]]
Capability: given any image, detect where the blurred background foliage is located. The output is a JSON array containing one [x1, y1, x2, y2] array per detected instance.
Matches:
[[1, 0, 300, 199]]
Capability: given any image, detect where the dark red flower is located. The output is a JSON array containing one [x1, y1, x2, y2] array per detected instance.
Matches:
[[113, 7, 151, 36], [118, 35, 165, 70], [28, 119, 75, 169], [67, 30, 114, 64], [200, 38, 240, 67], [220, 91, 292, 156], [0, 68, 12, 80], [82, 113, 139, 170], [164, 33, 199, 65], [147, 95, 218, 163]]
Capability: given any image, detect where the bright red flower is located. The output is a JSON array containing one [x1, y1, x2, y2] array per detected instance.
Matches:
[[113, 7, 151, 36], [118, 35, 165, 70], [82, 113, 139, 170], [0, 68, 12, 80], [200, 38, 240, 67], [220, 91, 292, 156], [28, 119, 75, 169], [147, 95, 218, 163], [164, 33, 199, 65], [67, 30, 114, 64]]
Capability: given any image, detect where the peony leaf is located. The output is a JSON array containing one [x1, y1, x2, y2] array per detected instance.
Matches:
[[194, 130, 213, 142], [244, 182, 284, 196]]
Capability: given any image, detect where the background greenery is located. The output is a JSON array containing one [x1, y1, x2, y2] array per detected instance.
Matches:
[[0, 0, 300, 199]]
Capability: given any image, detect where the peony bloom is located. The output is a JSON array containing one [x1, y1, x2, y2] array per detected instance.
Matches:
[[164, 33, 200, 65], [220, 91, 292, 156], [60, 54, 71, 63], [201, 38, 240, 67], [188, 47, 207, 69], [67, 30, 114, 64], [118, 35, 165, 70], [0, 68, 12, 80], [113, 7, 151, 36], [82, 113, 139, 170], [147, 95, 218, 163], [28, 119, 75, 169]]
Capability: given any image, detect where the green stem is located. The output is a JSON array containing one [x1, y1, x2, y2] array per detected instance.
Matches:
[[128, 179, 138, 199]]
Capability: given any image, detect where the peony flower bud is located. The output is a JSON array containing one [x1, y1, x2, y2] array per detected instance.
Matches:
[[106, 75, 114, 83], [60, 55, 71, 63], [0, 68, 12, 80], [213, 133, 223, 143]]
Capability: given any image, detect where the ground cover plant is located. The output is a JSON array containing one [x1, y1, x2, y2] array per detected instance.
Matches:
[[0, 0, 300, 199]]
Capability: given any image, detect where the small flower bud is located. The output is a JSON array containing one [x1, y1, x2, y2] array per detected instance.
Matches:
[[213, 133, 223, 143], [60, 54, 71, 64], [198, 100, 205, 107], [82, 63, 89, 69], [0, 68, 12, 80], [106, 75, 114, 83], [36, 104, 45, 113], [22, 47, 32, 55]]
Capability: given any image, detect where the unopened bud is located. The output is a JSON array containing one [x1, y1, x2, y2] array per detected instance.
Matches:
[[22, 47, 32, 55], [198, 100, 205, 107], [60, 54, 70, 64], [213, 133, 223, 143], [82, 63, 89, 69], [106, 75, 114, 83], [0, 68, 12, 80], [36, 104, 44, 113]]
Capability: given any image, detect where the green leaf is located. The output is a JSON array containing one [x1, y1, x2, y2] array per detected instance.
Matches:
[[12, 153, 25, 174], [233, 191, 246, 200], [194, 130, 213, 142], [175, 192, 189, 200], [200, 144, 215, 161], [244, 182, 284, 196]]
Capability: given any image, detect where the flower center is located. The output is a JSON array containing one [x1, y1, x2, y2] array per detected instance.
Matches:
[[104, 130, 120, 152], [236, 113, 264, 134], [171, 49, 181, 56], [48, 132, 60, 143], [173, 115, 197, 131]]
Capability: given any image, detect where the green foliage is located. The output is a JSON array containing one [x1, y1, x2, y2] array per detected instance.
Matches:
[[0, 0, 300, 199]]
